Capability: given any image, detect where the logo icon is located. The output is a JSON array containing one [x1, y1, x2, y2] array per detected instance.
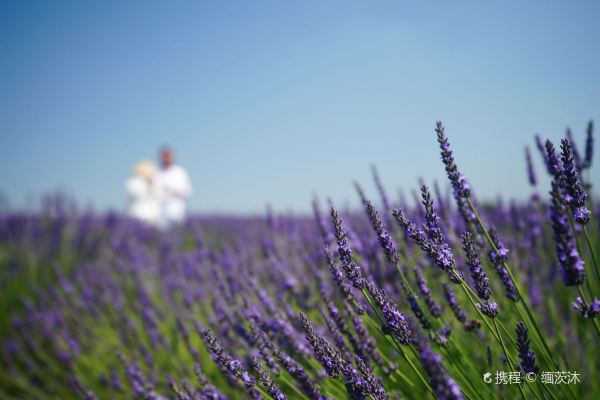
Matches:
[[483, 372, 492, 383]]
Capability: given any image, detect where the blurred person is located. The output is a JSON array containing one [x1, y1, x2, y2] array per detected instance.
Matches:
[[125, 160, 162, 226], [156, 146, 192, 226]]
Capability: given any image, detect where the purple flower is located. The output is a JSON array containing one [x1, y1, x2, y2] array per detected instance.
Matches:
[[322, 290, 374, 366], [566, 128, 584, 170], [477, 302, 498, 318], [572, 297, 600, 319], [436, 121, 476, 228], [436, 122, 470, 198], [331, 207, 366, 289], [584, 120, 594, 169], [249, 320, 323, 399], [461, 232, 498, 318], [421, 185, 446, 245], [199, 327, 262, 399], [419, 345, 464, 400], [343, 356, 390, 400], [170, 382, 192, 400], [443, 282, 467, 323], [250, 356, 287, 400], [407, 292, 432, 330], [487, 227, 519, 301], [364, 200, 402, 267], [461, 232, 491, 301], [322, 309, 351, 357], [365, 282, 412, 345], [322, 244, 365, 314], [346, 304, 385, 368], [560, 138, 590, 225], [549, 181, 586, 286], [299, 312, 344, 378], [535, 134, 552, 174], [545, 140, 563, 177], [414, 267, 443, 318], [393, 208, 459, 283], [525, 146, 537, 186], [515, 322, 539, 374]]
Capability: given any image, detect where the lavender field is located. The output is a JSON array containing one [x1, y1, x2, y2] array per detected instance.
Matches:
[[1, 122, 598, 400]]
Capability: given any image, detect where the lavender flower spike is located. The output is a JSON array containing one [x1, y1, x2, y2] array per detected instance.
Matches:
[[584, 120, 594, 169], [199, 327, 263, 399], [393, 208, 459, 283], [365, 200, 402, 267], [436, 121, 470, 198], [414, 266, 443, 318], [420, 345, 464, 400], [525, 146, 537, 186], [487, 227, 519, 301], [322, 243, 365, 314], [421, 184, 445, 245], [461, 232, 498, 318], [566, 128, 583, 170], [535, 134, 552, 174], [549, 180, 586, 286], [331, 206, 366, 289], [515, 322, 539, 374], [250, 356, 287, 400], [560, 138, 590, 225], [443, 282, 467, 323], [366, 282, 413, 345], [544, 140, 563, 178], [249, 321, 324, 399], [436, 121, 475, 228], [299, 312, 344, 378]]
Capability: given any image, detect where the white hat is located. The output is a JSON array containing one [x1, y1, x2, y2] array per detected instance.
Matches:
[[133, 160, 156, 180]]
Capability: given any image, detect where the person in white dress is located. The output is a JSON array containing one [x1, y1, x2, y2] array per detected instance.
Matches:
[[125, 160, 162, 226], [156, 147, 192, 226]]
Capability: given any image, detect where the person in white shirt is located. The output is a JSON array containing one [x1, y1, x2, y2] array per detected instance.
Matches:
[[125, 160, 162, 226], [156, 147, 192, 226]]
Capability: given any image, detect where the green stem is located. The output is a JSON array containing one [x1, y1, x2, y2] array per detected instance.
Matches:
[[493, 318, 526, 400], [466, 197, 560, 372], [582, 225, 600, 286]]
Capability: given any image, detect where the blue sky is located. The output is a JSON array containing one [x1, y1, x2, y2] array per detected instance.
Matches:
[[1, 1, 599, 213]]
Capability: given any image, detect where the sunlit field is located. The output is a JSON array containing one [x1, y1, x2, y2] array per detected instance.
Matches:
[[1, 122, 598, 399]]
